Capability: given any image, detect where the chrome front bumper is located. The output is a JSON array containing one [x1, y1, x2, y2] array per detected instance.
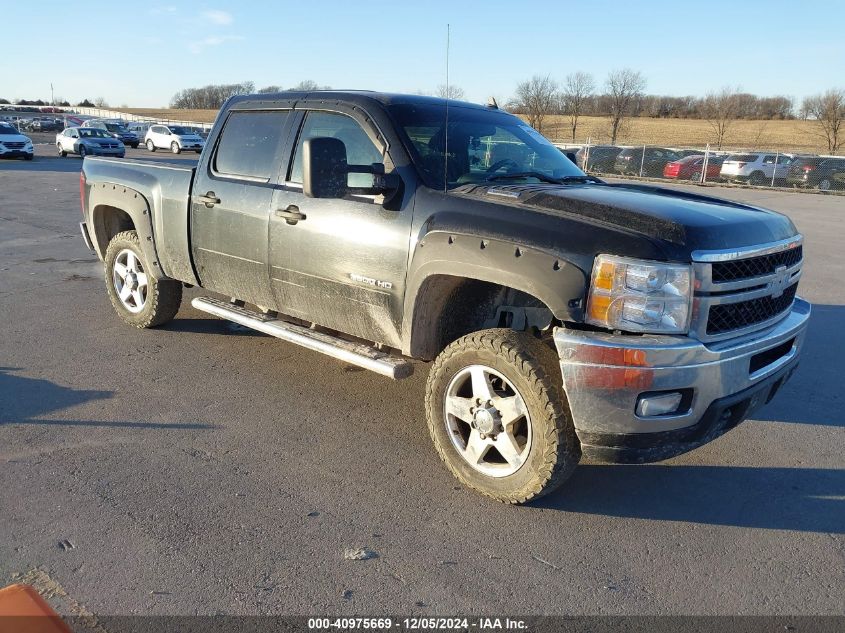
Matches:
[[553, 298, 811, 462]]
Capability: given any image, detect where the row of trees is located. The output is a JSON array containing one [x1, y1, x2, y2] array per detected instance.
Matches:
[[170, 80, 329, 109], [507, 71, 845, 152], [510, 70, 648, 144]]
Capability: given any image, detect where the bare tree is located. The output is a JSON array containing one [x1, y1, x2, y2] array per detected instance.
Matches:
[[605, 69, 646, 144], [560, 72, 594, 141], [436, 84, 465, 100], [287, 80, 329, 92], [510, 75, 558, 133], [170, 82, 255, 109], [702, 87, 741, 150], [93, 97, 109, 108], [803, 89, 845, 153], [258, 85, 283, 93]]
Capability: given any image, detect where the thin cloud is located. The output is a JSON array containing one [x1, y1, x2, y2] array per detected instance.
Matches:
[[202, 10, 233, 25], [188, 35, 243, 54]]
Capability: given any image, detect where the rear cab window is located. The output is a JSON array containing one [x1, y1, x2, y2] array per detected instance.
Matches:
[[212, 110, 290, 181]]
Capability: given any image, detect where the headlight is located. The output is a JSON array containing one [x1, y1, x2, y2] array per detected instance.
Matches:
[[586, 254, 692, 334]]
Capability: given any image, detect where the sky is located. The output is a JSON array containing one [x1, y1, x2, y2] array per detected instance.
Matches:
[[2, 0, 844, 108]]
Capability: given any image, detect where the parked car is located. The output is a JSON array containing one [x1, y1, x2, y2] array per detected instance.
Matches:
[[0, 121, 34, 160], [144, 124, 205, 153], [784, 156, 844, 190], [127, 122, 152, 139], [663, 154, 725, 181], [576, 145, 622, 173], [720, 153, 793, 185], [614, 147, 680, 177], [83, 119, 140, 148], [809, 158, 845, 191], [56, 127, 125, 158], [79, 90, 809, 503]]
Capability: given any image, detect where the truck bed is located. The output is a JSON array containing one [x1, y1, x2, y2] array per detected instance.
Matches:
[[82, 156, 198, 284]]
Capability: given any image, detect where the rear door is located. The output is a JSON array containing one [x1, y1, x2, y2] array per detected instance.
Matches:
[[190, 109, 295, 307], [268, 108, 413, 347]]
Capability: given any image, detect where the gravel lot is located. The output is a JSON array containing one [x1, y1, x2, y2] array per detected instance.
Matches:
[[1, 145, 843, 617]]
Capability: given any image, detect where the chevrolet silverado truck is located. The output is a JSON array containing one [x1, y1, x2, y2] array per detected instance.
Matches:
[[78, 91, 810, 503]]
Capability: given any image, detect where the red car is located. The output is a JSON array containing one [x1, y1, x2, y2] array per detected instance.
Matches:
[[663, 155, 724, 181]]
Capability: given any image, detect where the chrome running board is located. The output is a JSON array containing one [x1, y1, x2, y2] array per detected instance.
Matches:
[[191, 296, 414, 380]]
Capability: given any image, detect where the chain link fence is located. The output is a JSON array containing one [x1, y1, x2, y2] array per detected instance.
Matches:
[[555, 141, 845, 192]]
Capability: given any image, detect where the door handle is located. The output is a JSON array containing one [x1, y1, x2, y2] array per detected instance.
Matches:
[[197, 191, 221, 207], [275, 205, 306, 225]]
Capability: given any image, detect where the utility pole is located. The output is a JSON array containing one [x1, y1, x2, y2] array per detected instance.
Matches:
[[50, 83, 54, 105]]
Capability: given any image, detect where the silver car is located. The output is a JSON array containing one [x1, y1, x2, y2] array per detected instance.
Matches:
[[56, 127, 125, 158]]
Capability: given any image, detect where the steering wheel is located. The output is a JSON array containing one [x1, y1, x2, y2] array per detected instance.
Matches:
[[485, 158, 520, 176]]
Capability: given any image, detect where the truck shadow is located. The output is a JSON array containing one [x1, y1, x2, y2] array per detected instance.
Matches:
[[0, 367, 216, 430], [753, 303, 843, 427], [541, 463, 845, 533]]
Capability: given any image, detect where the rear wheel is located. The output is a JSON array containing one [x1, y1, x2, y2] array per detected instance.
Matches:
[[104, 230, 182, 328], [171, 142, 181, 154], [689, 171, 701, 182], [819, 178, 832, 191], [146, 139, 156, 152], [426, 329, 580, 504], [749, 171, 766, 186]]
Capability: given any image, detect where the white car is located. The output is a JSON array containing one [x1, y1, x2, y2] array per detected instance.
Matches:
[[719, 152, 793, 185], [0, 121, 34, 160], [144, 124, 205, 154]]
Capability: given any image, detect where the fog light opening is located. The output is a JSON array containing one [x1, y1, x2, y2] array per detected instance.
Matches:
[[636, 391, 684, 417]]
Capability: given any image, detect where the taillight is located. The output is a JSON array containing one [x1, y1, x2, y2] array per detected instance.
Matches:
[[803, 165, 816, 172], [79, 170, 86, 217]]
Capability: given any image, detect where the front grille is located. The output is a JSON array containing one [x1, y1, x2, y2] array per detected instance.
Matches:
[[4, 142, 25, 149], [707, 283, 798, 335], [711, 245, 802, 283]]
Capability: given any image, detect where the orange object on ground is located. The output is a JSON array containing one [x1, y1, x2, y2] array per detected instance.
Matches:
[[0, 584, 72, 633]]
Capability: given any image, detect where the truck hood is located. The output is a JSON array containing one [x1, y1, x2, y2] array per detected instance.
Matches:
[[454, 182, 797, 253]]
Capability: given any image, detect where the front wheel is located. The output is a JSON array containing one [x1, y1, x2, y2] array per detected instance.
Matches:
[[104, 230, 182, 328], [171, 142, 181, 154], [426, 329, 580, 504], [78, 145, 87, 159], [146, 139, 156, 152], [57, 144, 67, 157]]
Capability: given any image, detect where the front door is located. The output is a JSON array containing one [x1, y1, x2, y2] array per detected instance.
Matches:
[[268, 109, 413, 348], [190, 109, 294, 307]]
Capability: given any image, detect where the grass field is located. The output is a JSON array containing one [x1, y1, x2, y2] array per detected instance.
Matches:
[[120, 108, 834, 154]]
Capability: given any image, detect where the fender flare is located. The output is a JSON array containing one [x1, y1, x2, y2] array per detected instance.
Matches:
[[87, 182, 169, 279], [402, 230, 588, 357]]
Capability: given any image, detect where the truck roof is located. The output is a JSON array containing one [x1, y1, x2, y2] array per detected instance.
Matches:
[[226, 90, 494, 113]]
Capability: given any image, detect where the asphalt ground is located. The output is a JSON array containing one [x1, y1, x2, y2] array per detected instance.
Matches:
[[1, 145, 843, 618]]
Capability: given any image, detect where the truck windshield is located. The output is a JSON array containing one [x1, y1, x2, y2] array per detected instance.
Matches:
[[387, 103, 585, 190]]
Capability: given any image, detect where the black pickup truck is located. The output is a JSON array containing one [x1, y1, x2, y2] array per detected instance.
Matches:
[[79, 91, 810, 503]]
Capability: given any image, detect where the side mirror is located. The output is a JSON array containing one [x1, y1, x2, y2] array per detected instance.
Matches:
[[303, 137, 348, 199]]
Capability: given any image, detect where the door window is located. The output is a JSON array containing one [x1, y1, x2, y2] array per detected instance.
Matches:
[[288, 111, 383, 187], [213, 110, 290, 181]]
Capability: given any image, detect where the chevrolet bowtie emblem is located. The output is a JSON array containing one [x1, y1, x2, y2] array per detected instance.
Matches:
[[769, 265, 791, 298]]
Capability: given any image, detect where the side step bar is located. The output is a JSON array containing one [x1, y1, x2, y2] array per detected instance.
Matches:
[[191, 297, 414, 380]]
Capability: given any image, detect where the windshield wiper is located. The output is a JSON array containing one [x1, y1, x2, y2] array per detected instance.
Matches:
[[486, 171, 563, 184]]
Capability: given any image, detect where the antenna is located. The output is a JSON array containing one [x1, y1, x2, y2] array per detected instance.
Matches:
[[443, 23, 450, 193]]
